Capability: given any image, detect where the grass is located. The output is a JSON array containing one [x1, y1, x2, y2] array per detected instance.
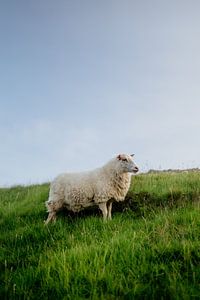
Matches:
[[1, 172, 200, 299]]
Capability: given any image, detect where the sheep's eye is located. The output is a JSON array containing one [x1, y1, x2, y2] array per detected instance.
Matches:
[[122, 158, 128, 162]]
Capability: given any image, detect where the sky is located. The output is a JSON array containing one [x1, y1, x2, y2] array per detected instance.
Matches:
[[0, 0, 200, 186]]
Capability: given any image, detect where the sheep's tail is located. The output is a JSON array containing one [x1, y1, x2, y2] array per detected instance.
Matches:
[[45, 197, 64, 212], [45, 199, 51, 212]]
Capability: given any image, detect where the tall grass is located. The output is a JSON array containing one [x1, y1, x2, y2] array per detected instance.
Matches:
[[1, 172, 200, 299]]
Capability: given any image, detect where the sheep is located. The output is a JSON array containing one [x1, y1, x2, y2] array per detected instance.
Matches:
[[45, 154, 139, 224]]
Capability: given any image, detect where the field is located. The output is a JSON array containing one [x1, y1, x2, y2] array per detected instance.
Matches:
[[1, 172, 200, 299]]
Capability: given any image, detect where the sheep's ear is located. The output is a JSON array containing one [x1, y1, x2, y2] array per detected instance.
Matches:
[[117, 154, 122, 160], [130, 154, 135, 157]]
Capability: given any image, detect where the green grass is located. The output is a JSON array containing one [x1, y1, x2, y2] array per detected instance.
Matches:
[[1, 172, 200, 299]]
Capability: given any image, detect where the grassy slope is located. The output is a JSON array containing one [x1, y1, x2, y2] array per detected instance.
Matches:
[[1, 172, 200, 299]]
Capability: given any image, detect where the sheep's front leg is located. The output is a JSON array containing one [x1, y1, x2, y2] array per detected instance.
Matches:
[[107, 201, 113, 220], [98, 202, 108, 221]]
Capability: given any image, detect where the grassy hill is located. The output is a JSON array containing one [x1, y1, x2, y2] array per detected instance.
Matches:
[[1, 172, 200, 299]]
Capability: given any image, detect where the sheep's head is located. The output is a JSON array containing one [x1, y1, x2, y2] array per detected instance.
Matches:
[[117, 154, 139, 173]]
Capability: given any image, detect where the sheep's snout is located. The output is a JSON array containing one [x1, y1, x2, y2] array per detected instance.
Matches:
[[133, 166, 139, 173]]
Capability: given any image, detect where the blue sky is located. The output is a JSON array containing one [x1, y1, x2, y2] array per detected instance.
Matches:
[[1, 0, 200, 186]]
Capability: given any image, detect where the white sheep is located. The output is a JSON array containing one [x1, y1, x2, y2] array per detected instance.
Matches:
[[45, 154, 139, 224]]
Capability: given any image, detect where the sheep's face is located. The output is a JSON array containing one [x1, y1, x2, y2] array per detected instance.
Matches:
[[117, 154, 139, 173]]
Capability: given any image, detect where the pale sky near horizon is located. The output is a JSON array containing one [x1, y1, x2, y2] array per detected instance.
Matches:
[[1, 0, 200, 186]]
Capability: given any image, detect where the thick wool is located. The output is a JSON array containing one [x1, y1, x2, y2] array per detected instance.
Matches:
[[45, 154, 138, 223]]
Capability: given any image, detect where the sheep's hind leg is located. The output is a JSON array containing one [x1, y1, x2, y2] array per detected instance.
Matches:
[[44, 199, 59, 225], [98, 202, 108, 221], [44, 211, 57, 225], [107, 201, 113, 220]]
